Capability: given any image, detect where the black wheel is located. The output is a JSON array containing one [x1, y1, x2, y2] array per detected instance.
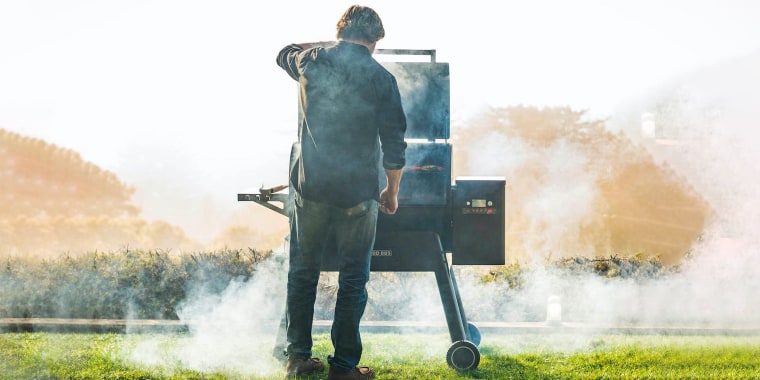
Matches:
[[467, 322, 482, 346], [446, 340, 480, 371]]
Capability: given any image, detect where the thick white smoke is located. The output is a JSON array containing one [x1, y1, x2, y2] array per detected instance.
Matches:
[[127, 247, 289, 377], [453, 50, 760, 330], [520, 140, 599, 260]]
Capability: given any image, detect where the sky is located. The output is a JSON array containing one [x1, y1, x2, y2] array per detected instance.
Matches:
[[1, 0, 759, 243]]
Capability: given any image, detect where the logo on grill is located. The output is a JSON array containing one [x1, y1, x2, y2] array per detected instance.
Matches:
[[372, 250, 393, 257]]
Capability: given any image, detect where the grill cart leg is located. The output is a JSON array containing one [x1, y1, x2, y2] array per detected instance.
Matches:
[[434, 247, 480, 371], [449, 266, 481, 346], [434, 257, 466, 342]]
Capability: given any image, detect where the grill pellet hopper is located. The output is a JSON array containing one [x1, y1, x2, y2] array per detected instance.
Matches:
[[239, 49, 505, 371]]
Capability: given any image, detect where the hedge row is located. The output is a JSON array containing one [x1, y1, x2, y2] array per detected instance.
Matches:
[[0, 249, 268, 319], [1, 249, 676, 321]]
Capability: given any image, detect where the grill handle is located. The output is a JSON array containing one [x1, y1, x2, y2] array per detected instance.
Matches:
[[374, 49, 436, 63], [238, 185, 290, 217]]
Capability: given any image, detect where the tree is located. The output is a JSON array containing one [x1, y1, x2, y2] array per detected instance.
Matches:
[[452, 106, 710, 264]]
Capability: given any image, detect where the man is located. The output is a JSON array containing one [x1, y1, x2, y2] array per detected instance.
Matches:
[[275, 5, 407, 380]]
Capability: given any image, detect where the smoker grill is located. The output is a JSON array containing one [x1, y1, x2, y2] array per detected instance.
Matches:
[[238, 49, 505, 371]]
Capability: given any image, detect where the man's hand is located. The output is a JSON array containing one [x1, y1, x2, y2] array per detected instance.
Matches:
[[379, 187, 398, 215], [379, 168, 403, 215]]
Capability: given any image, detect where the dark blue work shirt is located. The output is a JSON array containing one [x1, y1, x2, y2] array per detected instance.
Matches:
[[277, 41, 407, 208]]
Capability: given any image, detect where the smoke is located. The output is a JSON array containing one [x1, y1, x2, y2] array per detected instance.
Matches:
[[124, 52, 760, 375], [455, 105, 711, 264], [120, 247, 462, 375], [448, 50, 760, 332], [122, 50, 760, 375], [453, 233, 760, 329], [461, 127, 601, 258], [631, 50, 760, 324], [126, 246, 289, 377], [3, 39, 757, 378], [381, 61, 450, 140], [520, 140, 600, 260]]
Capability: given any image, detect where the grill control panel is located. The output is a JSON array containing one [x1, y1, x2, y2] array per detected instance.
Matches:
[[462, 198, 498, 215], [452, 177, 506, 265]]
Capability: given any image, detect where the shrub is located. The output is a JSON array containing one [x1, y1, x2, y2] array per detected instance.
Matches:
[[0, 248, 270, 319]]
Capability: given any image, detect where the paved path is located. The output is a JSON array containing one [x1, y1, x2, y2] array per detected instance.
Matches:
[[2, 318, 759, 336]]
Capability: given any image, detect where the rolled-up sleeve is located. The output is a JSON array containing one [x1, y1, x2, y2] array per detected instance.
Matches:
[[276, 44, 304, 81], [378, 75, 407, 170]]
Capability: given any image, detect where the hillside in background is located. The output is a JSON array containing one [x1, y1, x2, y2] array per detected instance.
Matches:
[[0, 128, 201, 256], [453, 106, 711, 264]]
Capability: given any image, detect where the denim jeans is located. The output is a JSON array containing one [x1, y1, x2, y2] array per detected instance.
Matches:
[[286, 191, 378, 372]]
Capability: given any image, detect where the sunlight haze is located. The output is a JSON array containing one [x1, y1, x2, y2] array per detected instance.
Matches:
[[1, 0, 758, 244]]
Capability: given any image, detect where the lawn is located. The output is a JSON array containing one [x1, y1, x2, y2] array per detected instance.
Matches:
[[1, 332, 759, 379]]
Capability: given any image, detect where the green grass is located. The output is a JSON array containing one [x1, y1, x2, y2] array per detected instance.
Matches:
[[1, 332, 759, 379]]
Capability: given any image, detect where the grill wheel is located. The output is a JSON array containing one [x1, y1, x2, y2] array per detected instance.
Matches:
[[446, 340, 480, 371]]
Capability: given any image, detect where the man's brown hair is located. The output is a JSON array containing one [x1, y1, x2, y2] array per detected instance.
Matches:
[[336, 5, 385, 43]]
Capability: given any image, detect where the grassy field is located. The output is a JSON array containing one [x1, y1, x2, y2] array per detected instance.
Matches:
[[1, 332, 759, 379]]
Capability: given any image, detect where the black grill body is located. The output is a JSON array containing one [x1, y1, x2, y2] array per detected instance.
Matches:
[[239, 49, 505, 371]]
